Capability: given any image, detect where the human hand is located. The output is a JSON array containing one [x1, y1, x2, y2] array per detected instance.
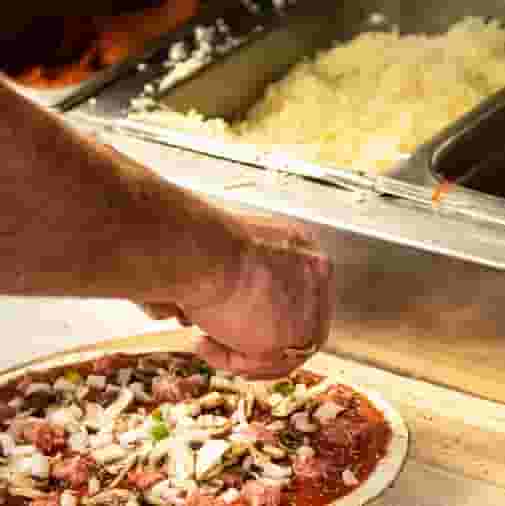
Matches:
[[143, 214, 336, 380]]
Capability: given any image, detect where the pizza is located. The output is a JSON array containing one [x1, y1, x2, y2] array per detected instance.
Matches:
[[0, 351, 407, 506]]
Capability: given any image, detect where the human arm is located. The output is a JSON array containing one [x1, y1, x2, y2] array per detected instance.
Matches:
[[0, 78, 335, 378]]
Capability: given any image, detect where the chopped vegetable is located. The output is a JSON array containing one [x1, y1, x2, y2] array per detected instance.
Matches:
[[64, 370, 82, 384], [151, 409, 163, 422], [273, 382, 295, 397], [151, 423, 171, 442], [279, 429, 304, 451]]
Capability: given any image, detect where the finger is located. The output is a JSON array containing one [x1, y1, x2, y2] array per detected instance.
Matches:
[[234, 212, 319, 249], [138, 303, 192, 326], [195, 336, 308, 380]]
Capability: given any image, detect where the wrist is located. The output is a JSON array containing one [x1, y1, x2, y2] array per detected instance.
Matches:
[[109, 158, 251, 310]]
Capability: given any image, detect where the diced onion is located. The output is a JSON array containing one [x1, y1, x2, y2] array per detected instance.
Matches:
[[313, 402, 345, 424], [221, 489, 241, 504], [30, 452, 50, 479], [54, 378, 77, 392], [86, 375, 107, 390], [0, 433, 16, 456], [296, 446, 315, 458], [60, 490, 77, 506], [25, 383, 52, 396]]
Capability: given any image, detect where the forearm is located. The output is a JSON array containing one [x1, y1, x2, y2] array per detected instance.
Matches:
[[0, 80, 246, 305]]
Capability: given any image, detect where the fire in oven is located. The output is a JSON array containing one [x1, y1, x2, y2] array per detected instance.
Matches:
[[0, 1, 199, 89]]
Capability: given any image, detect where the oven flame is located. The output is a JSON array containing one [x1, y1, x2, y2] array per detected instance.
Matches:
[[11, 0, 199, 89]]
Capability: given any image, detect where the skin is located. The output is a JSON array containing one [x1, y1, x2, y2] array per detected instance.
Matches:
[[0, 77, 336, 379]]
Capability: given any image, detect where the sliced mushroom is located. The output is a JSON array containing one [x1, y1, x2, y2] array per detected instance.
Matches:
[[129, 383, 152, 404], [143, 480, 186, 506], [313, 402, 346, 424], [105, 389, 134, 419], [296, 446, 315, 458], [261, 463, 292, 480], [265, 421, 287, 433], [60, 490, 78, 506], [271, 380, 331, 417], [46, 406, 82, 432], [89, 476, 101, 496], [106, 454, 138, 489], [8, 487, 47, 499], [148, 439, 173, 467], [210, 377, 249, 395], [84, 403, 110, 432], [92, 445, 129, 465], [149, 438, 194, 481], [223, 395, 239, 412], [195, 440, 230, 481], [290, 412, 318, 433], [199, 479, 224, 496], [167, 440, 195, 481], [84, 489, 138, 506], [195, 416, 232, 438], [169, 402, 200, 420], [261, 445, 287, 460], [199, 393, 224, 410]]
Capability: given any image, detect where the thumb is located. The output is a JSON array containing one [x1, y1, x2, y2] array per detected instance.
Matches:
[[138, 303, 192, 326]]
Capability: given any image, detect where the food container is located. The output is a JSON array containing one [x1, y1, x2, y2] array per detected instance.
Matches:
[[61, 0, 505, 404], [0, 326, 409, 506]]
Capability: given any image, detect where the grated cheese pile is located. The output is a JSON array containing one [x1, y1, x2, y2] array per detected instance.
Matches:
[[130, 17, 505, 174]]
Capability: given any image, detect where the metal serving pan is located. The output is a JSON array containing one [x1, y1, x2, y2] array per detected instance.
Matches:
[[69, 0, 505, 200]]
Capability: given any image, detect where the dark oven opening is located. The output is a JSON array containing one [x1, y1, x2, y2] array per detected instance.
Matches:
[[0, 1, 199, 89]]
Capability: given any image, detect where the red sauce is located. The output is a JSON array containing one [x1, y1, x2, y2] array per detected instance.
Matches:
[[432, 179, 454, 206]]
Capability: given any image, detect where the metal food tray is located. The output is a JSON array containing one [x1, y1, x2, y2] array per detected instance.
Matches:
[[64, 0, 505, 391]]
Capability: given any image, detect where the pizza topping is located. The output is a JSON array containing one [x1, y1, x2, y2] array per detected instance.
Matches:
[[196, 440, 230, 481], [52, 456, 94, 489], [105, 389, 134, 420], [221, 487, 241, 504], [23, 421, 65, 455], [84, 489, 138, 506], [127, 470, 166, 491], [87, 376, 108, 391], [296, 446, 315, 459], [290, 412, 318, 434], [271, 380, 332, 418], [0, 403, 17, 424], [0, 353, 392, 506], [260, 446, 286, 461], [32, 492, 60, 506], [278, 429, 303, 452], [313, 402, 346, 425], [92, 445, 129, 466], [60, 490, 78, 506], [242, 481, 281, 506], [0, 433, 15, 456]]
